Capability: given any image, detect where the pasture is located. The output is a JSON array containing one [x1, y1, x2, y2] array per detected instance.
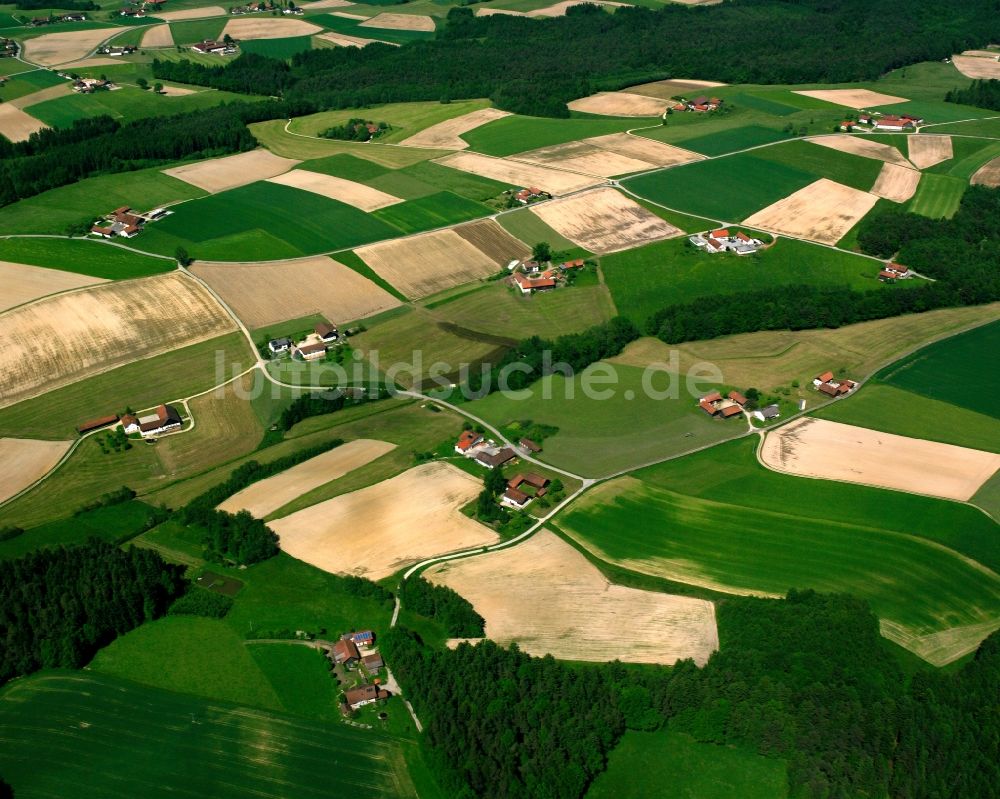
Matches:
[[0, 237, 171, 279], [425, 529, 719, 665], [0, 500, 156, 559], [370, 190, 492, 233], [0, 671, 420, 799], [907, 173, 966, 218], [240, 35, 315, 58], [0, 259, 106, 313], [561, 444, 1000, 665], [496, 207, 576, 251], [664, 124, 791, 157], [462, 113, 645, 156], [310, 12, 433, 45]]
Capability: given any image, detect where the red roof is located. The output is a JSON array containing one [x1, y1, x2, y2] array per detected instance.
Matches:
[[735, 231, 753, 242], [699, 400, 718, 416], [457, 430, 481, 451], [819, 382, 839, 397], [888, 263, 908, 274], [514, 272, 556, 290], [710, 229, 729, 238], [702, 390, 722, 403], [504, 487, 530, 505], [721, 404, 742, 418], [76, 414, 119, 434], [728, 391, 747, 405], [816, 371, 834, 383], [879, 270, 897, 280]]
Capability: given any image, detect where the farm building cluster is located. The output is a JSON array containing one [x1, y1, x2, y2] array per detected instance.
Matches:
[[813, 370, 858, 398], [192, 40, 239, 55], [72, 77, 115, 94], [754, 403, 781, 422], [455, 430, 519, 470], [268, 321, 341, 361], [699, 390, 748, 419], [1, 39, 18, 58], [119, 0, 164, 17], [690, 228, 764, 256], [28, 13, 87, 26], [75, 403, 183, 438], [508, 258, 587, 294], [96, 44, 137, 57], [511, 186, 551, 205], [668, 95, 724, 114], [501, 472, 551, 509], [90, 205, 168, 239], [878, 263, 911, 282], [840, 112, 925, 132], [232, 2, 304, 14], [327, 630, 392, 713]]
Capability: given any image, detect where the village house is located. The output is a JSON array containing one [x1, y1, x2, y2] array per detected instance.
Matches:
[[348, 630, 375, 648], [91, 205, 145, 239], [679, 95, 723, 113], [858, 112, 923, 131], [295, 341, 327, 361], [315, 322, 340, 343], [98, 45, 136, 57], [839, 120, 856, 132], [755, 404, 780, 422], [476, 447, 516, 470], [267, 337, 292, 354], [879, 262, 910, 282], [519, 437, 541, 453], [728, 390, 748, 406], [61, 13, 87, 21], [455, 429, 484, 454], [344, 683, 389, 711], [501, 473, 550, 509], [514, 186, 547, 204], [124, 404, 183, 437], [690, 228, 763, 256], [813, 370, 857, 398], [331, 638, 360, 666], [698, 390, 745, 419], [513, 270, 557, 295], [72, 78, 111, 94], [560, 258, 585, 271], [362, 652, 384, 671]]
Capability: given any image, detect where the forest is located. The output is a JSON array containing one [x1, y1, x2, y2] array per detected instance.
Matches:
[[384, 590, 1000, 799], [399, 576, 485, 637], [945, 78, 1000, 111], [0, 541, 185, 684], [151, 0, 1000, 116]]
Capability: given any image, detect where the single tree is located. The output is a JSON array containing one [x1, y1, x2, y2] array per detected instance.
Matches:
[[531, 241, 552, 263], [136, 77, 148, 90], [154, 82, 163, 94], [175, 246, 191, 266]]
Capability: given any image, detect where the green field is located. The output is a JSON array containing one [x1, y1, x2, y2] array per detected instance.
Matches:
[[467, 363, 743, 476], [877, 320, 1000, 414], [814, 383, 1000, 452], [0, 66, 64, 102], [370, 160, 510, 202], [0, 500, 155, 559], [588, 731, 788, 799], [664, 124, 792, 157], [240, 34, 315, 58], [166, 16, 226, 43], [931, 138, 1000, 180], [371, 190, 492, 233], [0, 236, 172, 279], [462, 113, 643, 157], [0, 671, 420, 798], [601, 236, 889, 326], [139, 181, 401, 260], [496, 207, 576, 251], [754, 138, 886, 191], [560, 438, 1000, 663], [907, 173, 966, 218]]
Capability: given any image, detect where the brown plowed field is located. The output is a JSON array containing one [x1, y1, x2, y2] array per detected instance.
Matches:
[[453, 219, 531, 264]]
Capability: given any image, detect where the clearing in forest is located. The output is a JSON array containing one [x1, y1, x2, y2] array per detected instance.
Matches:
[[971, 156, 1000, 187], [791, 88, 908, 109], [355, 228, 501, 298], [760, 417, 1000, 501], [357, 12, 435, 31], [219, 439, 396, 518], [269, 461, 498, 580], [742, 178, 879, 245], [567, 91, 668, 117], [398, 108, 511, 150], [162, 150, 301, 193], [140, 24, 174, 48], [807, 135, 913, 167], [190, 255, 401, 329], [21, 28, 123, 66], [529, 187, 681, 254], [870, 163, 921, 203], [425, 529, 719, 665], [0, 437, 72, 504], [0, 261, 107, 313], [907, 135, 953, 169], [0, 272, 234, 409], [266, 170, 402, 211], [221, 17, 323, 39], [435, 151, 603, 195]]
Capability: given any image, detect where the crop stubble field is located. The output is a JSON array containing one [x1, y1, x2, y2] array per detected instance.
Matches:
[[0, 260, 107, 312], [870, 163, 921, 202], [266, 170, 402, 211], [743, 178, 879, 244], [163, 150, 301, 193], [0, 437, 71, 504], [435, 151, 602, 195], [398, 107, 511, 149]]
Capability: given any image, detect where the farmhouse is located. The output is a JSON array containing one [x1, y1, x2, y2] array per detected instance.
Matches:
[[331, 638, 360, 665], [728, 390, 748, 406], [295, 341, 327, 361], [678, 95, 723, 113], [90, 205, 150, 239], [879, 262, 911, 282], [519, 437, 541, 453], [1, 39, 18, 57], [872, 114, 922, 131], [72, 77, 111, 93], [315, 322, 340, 343], [514, 186, 548, 204], [455, 430, 484, 454], [698, 390, 744, 419], [348, 630, 375, 648], [690, 229, 763, 255], [268, 337, 292, 353], [755, 404, 780, 421], [132, 404, 183, 437], [502, 472, 550, 508], [513, 270, 557, 294], [192, 40, 236, 54], [61, 13, 87, 21], [560, 259, 585, 270], [98, 45, 136, 56], [813, 371, 858, 398], [475, 447, 516, 470], [76, 414, 120, 435], [362, 652, 384, 671], [344, 683, 389, 710]]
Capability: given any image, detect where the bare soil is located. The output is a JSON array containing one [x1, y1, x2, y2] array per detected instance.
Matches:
[[453, 219, 531, 264], [0, 261, 107, 313], [0, 437, 72, 504]]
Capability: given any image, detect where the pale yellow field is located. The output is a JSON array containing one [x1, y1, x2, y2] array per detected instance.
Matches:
[[435, 151, 603, 195], [315, 31, 391, 47], [355, 229, 498, 299], [399, 107, 511, 149], [219, 439, 396, 517], [10, 83, 71, 109], [222, 17, 323, 39], [530, 187, 681, 254], [155, 5, 226, 20], [907, 135, 953, 169], [792, 88, 908, 109], [870, 163, 921, 203], [0, 261, 107, 313], [626, 78, 727, 100], [952, 54, 1000, 80], [586, 132, 705, 166], [59, 57, 122, 69], [971, 156, 1000, 187], [808, 134, 913, 167], [301, 0, 355, 7], [474, 7, 526, 15], [22, 27, 123, 66], [0, 104, 47, 142], [513, 140, 654, 177], [760, 418, 1000, 501], [162, 149, 300, 193], [0, 272, 234, 409], [190, 255, 401, 329], [426, 530, 719, 665], [525, 0, 626, 15], [266, 169, 401, 210], [330, 11, 368, 19], [742, 178, 879, 245], [140, 24, 174, 48], [0, 438, 72, 504], [158, 85, 197, 97], [357, 12, 435, 30], [269, 461, 499, 580], [567, 91, 667, 117]]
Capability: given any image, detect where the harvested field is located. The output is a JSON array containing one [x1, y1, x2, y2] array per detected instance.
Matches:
[[742, 178, 879, 246], [398, 107, 511, 150], [315, 31, 391, 47], [530, 187, 681, 254], [357, 12, 435, 31], [453, 219, 531, 265], [301, 0, 354, 7], [155, 5, 226, 20], [140, 24, 174, 48], [330, 11, 368, 19], [0, 272, 233, 409], [219, 439, 396, 517], [952, 54, 1000, 80], [870, 163, 921, 203], [513, 140, 654, 177], [761, 418, 1000, 501], [0, 261, 106, 313], [971, 156, 1000, 187], [908, 135, 953, 169], [58, 57, 122, 69], [222, 17, 322, 39], [807, 135, 913, 167], [22, 28, 122, 67], [158, 85, 197, 97], [567, 91, 667, 117], [525, 0, 626, 16], [269, 461, 498, 580], [426, 530, 718, 664], [435, 151, 603, 195], [162, 150, 300, 193], [585, 133, 704, 167], [266, 169, 401, 211], [9, 83, 72, 110], [355, 228, 498, 299], [0, 104, 47, 143], [0, 438, 71, 504], [792, 88, 908, 109], [627, 78, 727, 100], [474, 7, 526, 15], [190, 255, 401, 329]]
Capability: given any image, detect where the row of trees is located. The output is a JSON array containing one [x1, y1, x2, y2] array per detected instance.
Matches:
[[384, 589, 1000, 798], [398, 577, 485, 637], [0, 541, 186, 684], [945, 78, 1000, 111]]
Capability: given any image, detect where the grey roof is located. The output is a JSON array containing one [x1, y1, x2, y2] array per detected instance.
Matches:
[[759, 404, 780, 419]]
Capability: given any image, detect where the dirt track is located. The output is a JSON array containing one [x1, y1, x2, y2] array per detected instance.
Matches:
[[163, 150, 300, 193], [0, 438, 72, 504], [870, 163, 921, 203], [743, 178, 879, 245], [0, 261, 107, 313]]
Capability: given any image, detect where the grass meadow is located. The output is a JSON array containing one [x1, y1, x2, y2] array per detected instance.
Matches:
[[240, 35, 315, 58], [371, 190, 492, 233], [0, 67, 64, 102], [496, 207, 576, 251], [930, 138, 1000, 180], [0, 500, 156, 559], [0, 236, 172, 279], [462, 113, 643, 157], [663, 123, 793, 157], [166, 17, 226, 43], [906, 173, 966, 218], [0, 671, 421, 799]]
